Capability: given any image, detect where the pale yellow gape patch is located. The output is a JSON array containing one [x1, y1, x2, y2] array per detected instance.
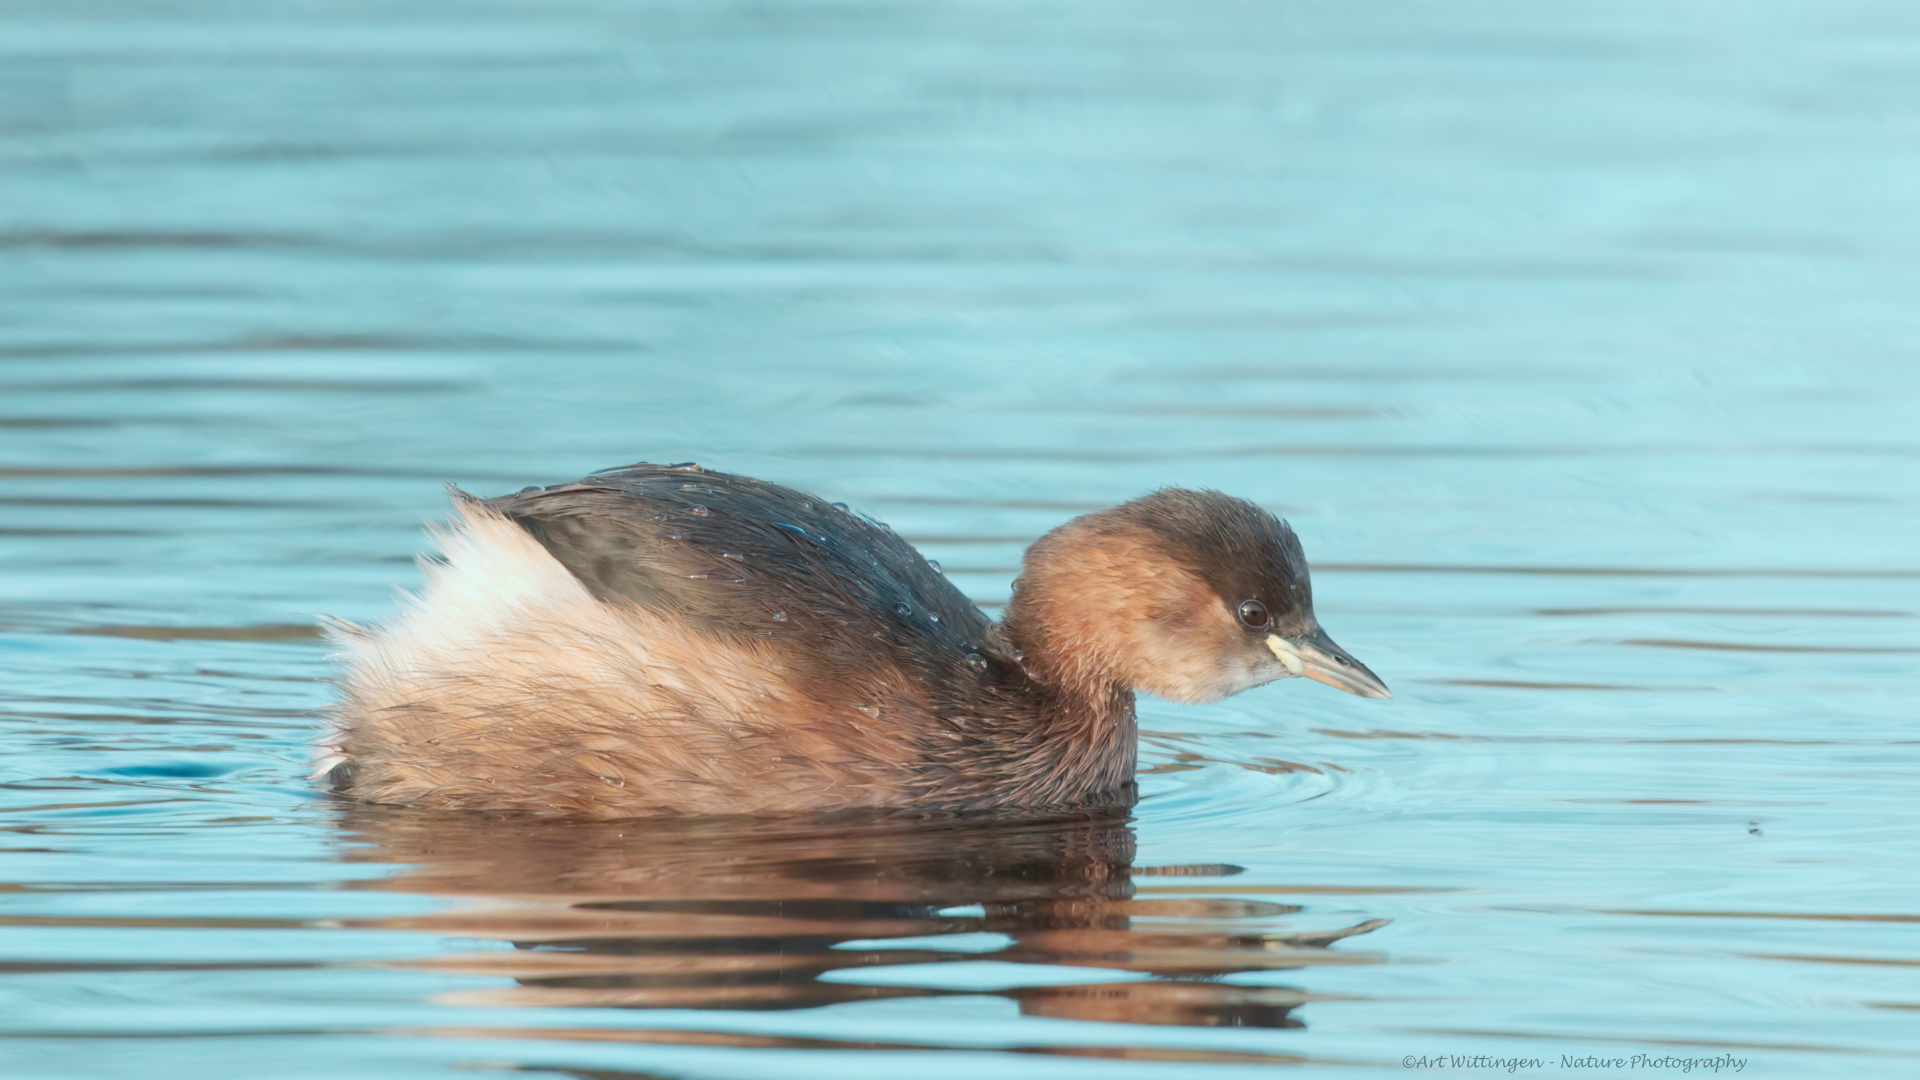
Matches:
[[1265, 634, 1305, 676]]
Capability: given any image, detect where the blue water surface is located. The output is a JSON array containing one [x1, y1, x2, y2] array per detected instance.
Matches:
[[3, 1, 1918, 1077]]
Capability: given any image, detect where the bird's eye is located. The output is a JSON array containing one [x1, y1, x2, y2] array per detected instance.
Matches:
[[1237, 600, 1269, 629]]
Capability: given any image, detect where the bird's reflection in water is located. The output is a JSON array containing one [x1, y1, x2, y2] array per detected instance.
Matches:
[[335, 808, 1385, 1033]]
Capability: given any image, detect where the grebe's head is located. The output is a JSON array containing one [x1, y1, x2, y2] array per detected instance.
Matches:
[[1004, 488, 1390, 704]]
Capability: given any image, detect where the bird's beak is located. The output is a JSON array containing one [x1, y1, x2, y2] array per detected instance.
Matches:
[[1267, 629, 1392, 700]]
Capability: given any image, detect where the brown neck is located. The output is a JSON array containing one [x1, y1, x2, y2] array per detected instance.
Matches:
[[995, 610, 1139, 808]]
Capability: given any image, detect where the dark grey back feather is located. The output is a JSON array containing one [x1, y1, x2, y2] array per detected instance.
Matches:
[[480, 463, 1033, 718]]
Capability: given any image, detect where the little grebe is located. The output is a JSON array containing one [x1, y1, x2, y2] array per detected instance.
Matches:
[[320, 462, 1389, 818]]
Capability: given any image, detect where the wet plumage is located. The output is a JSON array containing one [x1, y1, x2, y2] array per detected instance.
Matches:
[[322, 462, 1388, 818]]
